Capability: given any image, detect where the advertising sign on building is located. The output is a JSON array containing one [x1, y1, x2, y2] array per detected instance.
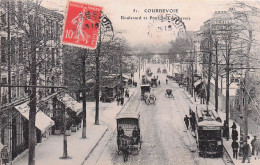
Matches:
[[62, 1, 102, 49]]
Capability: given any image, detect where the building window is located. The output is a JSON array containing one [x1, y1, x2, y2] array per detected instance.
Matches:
[[56, 22, 59, 39], [17, 1, 23, 24], [11, 37, 16, 64], [10, 0, 15, 25], [1, 78, 8, 104], [18, 38, 23, 62], [0, 11, 7, 26], [11, 76, 16, 97], [51, 48, 55, 66], [56, 49, 60, 65], [1, 37, 6, 63], [2, 77, 7, 84]]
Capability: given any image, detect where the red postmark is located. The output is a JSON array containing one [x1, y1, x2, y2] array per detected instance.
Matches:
[[62, 1, 102, 49]]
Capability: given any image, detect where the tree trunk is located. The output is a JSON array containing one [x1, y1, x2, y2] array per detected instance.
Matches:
[[215, 41, 219, 112], [63, 105, 68, 157], [225, 42, 230, 141], [95, 47, 100, 125], [82, 55, 87, 138], [206, 51, 212, 106], [243, 30, 252, 141], [7, 2, 13, 159], [28, 34, 37, 165], [28, 1, 38, 164], [191, 62, 194, 97]]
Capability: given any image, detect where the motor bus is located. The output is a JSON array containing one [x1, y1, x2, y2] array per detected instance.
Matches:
[[190, 105, 223, 157]]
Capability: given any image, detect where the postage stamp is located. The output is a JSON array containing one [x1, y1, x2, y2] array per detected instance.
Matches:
[[62, 1, 102, 49]]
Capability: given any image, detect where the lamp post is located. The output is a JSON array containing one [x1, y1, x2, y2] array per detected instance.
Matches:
[[139, 56, 141, 79]]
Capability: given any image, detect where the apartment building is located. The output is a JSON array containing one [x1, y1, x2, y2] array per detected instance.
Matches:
[[0, 0, 64, 159]]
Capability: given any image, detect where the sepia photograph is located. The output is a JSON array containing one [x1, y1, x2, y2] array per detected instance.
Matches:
[[1, 0, 260, 165]]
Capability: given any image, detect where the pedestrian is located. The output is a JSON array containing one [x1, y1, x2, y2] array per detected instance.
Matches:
[[122, 88, 125, 96], [190, 113, 196, 131], [1, 145, 9, 165], [231, 122, 237, 130], [158, 80, 160, 86], [232, 128, 238, 141], [184, 115, 190, 129], [223, 120, 228, 139], [251, 136, 257, 155], [125, 89, 129, 98], [231, 140, 239, 159], [116, 96, 120, 106], [253, 139, 260, 160], [241, 140, 251, 163], [132, 127, 139, 144], [121, 96, 124, 105], [117, 126, 124, 137]]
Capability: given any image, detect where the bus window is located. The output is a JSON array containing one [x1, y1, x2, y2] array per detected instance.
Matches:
[[198, 130, 221, 140]]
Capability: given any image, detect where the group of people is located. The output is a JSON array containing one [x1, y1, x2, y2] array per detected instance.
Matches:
[[230, 121, 260, 163], [184, 114, 196, 131], [116, 95, 125, 106], [117, 126, 141, 145], [231, 122, 239, 159], [116, 88, 130, 106]]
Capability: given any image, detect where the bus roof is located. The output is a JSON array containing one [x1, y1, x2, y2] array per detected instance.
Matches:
[[197, 120, 223, 127], [140, 84, 150, 87], [196, 108, 223, 127], [116, 112, 140, 120]]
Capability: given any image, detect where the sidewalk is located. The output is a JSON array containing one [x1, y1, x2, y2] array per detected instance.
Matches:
[[12, 88, 136, 165], [182, 89, 260, 165]]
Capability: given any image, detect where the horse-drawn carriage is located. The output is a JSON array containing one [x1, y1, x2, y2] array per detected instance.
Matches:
[[144, 93, 156, 105], [162, 69, 167, 74], [150, 78, 158, 87], [141, 84, 151, 100], [165, 89, 174, 98], [116, 113, 142, 162], [146, 68, 153, 77]]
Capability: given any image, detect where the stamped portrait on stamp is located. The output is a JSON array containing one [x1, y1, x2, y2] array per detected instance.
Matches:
[[62, 1, 102, 49]]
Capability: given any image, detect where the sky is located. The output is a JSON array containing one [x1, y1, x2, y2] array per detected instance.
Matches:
[[40, 0, 260, 50]]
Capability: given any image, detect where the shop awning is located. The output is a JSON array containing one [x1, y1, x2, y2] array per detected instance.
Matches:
[[194, 79, 202, 87], [57, 93, 82, 115], [122, 73, 131, 79], [15, 102, 55, 133]]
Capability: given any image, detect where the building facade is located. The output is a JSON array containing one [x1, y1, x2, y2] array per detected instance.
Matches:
[[0, 0, 64, 160]]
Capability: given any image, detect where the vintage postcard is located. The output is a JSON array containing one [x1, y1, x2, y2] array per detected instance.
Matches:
[[1, 0, 260, 165]]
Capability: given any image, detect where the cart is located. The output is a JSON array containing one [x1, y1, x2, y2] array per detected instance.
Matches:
[[141, 84, 151, 100], [116, 113, 142, 162], [144, 93, 156, 105], [165, 89, 174, 98]]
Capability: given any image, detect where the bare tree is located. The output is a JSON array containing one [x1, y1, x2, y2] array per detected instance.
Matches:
[[4, 0, 63, 164]]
